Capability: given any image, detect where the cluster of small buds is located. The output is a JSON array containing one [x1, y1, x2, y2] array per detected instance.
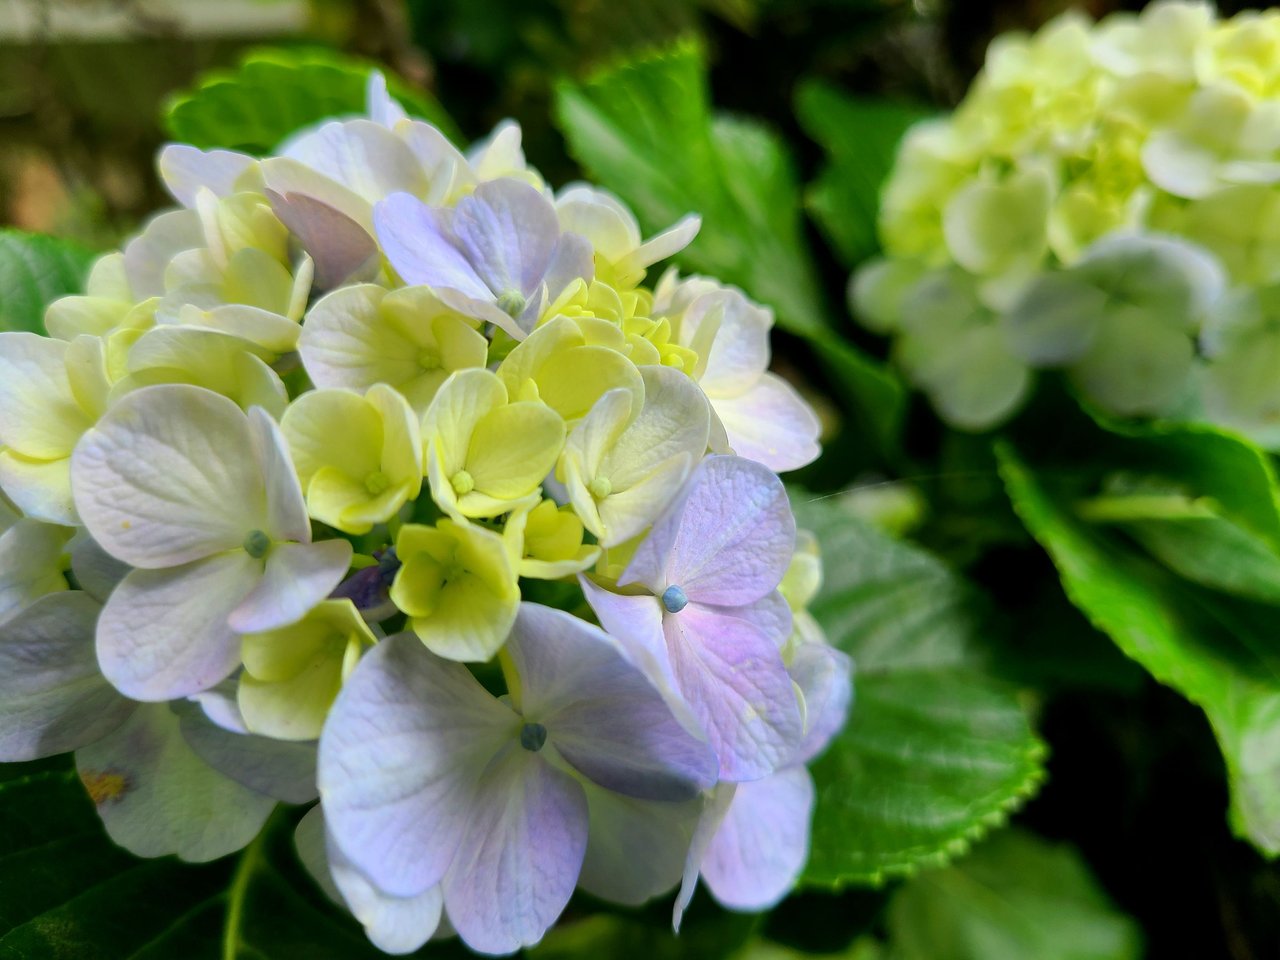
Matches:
[[0, 73, 840, 955], [856, 1, 1280, 445]]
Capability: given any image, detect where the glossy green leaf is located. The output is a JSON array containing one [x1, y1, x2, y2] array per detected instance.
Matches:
[[792, 495, 1047, 888], [795, 82, 929, 268], [164, 48, 459, 154], [886, 829, 1143, 960], [999, 443, 1280, 855], [0, 231, 95, 336], [554, 41, 906, 460], [554, 39, 825, 337]]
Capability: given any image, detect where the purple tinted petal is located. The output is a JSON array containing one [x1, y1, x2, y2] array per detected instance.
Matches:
[[96, 554, 260, 701], [578, 576, 699, 734], [541, 232, 595, 302], [158, 145, 255, 208], [791, 643, 854, 765], [177, 701, 318, 804], [319, 633, 518, 898], [673, 785, 733, 931], [667, 603, 802, 781], [443, 749, 588, 955], [373, 193, 490, 299], [728, 590, 792, 649], [452, 180, 560, 298], [622, 456, 795, 606], [579, 786, 700, 907], [700, 766, 814, 911], [267, 190, 379, 291], [325, 817, 445, 955], [509, 603, 716, 801], [0, 592, 134, 760], [228, 539, 351, 633], [713, 373, 822, 474]]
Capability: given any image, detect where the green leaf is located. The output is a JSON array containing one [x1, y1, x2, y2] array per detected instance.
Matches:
[[554, 39, 825, 337], [795, 82, 930, 268], [885, 828, 1143, 960], [0, 757, 461, 958], [998, 442, 1280, 855], [0, 231, 95, 335], [554, 40, 907, 460], [164, 48, 459, 155], [792, 494, 1047, 888]]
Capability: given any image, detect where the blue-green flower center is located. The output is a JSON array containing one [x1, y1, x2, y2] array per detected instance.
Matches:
[[243, 529, 271, 559], [520, 722, 548, 752], [661, 585, 689, 614]]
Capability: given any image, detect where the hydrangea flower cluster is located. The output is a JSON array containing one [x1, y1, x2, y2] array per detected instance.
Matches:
[[856, 0, 1280, 444], [0, 74, 840, 955]]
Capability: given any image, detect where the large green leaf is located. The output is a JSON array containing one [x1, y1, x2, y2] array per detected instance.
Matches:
[[553, 40, 906, 459], [0, 231, 95, 335], [794, 82, 929, 269], [998, 443, 1280, 855], [885, 828, 1143, 960], [0, 757, 463, 959], [554, 39, 824, 337], [792, 495, 1047, 888], [164, 48, 459, 155]]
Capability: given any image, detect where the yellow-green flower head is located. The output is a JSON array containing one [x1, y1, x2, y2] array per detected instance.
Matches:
[[554, 184, 700, 290], [239, 597, 376, 741], [561, 365, 711, 548], [0, 333, 110, 524], [282, 384, 424, 535], [115, 327, 289, 418], [44, 254, 158, 342], [423, 368, 566, 520], [859, 1, 1280, 434], [389, 518, 519, 661], [496, 315, 645, 424], [504, 497, 600, 580], [298, 284, 488, 416]]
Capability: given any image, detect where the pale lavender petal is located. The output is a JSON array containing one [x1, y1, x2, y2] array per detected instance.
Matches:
[[158, 145, 255, 207], [0, 592, 134, 760], [227, 539, 351, 633], [373, 193, 490, 299], [247, 406, 312, 545], [623, 456, 795, 606], [540, 231, 595, 302], [189, 679, 248, 733], [508, 602, 716, 801], [791, 643, 854, 765], [296, 804, 345, 905], [177, 701, 318, 803], [700, 766, 814, 911], [68, 532, 129, 605], [122, 209, 204, 299], [96, 552, 261, 701], [75, 702, 275, 863], [442, 748, 588, 955], [577, 575, 696, 730], [578, 786, 700, 907], [267, 190, 379, 291], [452, 179, 560, 297], [713, 373, 822, 473], [674, 784, 734, 930], [330, 828, 444, 954], [366, 71, 409, 128], [319, 633, 518, 898], [733, 590, 792, 649], [667, 603, 802, 781]]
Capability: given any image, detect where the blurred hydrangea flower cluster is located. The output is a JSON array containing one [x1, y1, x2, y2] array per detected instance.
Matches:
[[856, 0, 1280, 444], [0, 75, 839, 954]]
